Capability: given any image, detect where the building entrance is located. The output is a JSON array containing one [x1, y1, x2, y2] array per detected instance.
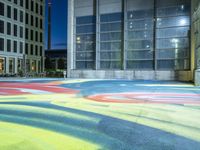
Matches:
[[0, 57, 5, 74]]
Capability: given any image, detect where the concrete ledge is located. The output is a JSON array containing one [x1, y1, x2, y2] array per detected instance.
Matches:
[[195, 69, 200, 86], [70, 70, 192, 81]]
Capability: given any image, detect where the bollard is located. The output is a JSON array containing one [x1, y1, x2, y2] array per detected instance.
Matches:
[[63, 71, 66, 80]]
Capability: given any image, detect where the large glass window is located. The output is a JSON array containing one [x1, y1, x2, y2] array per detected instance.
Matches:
[[0, 2, 4, 16], [40, 5, 43, 16], [7, 22, 11, 35], [0, 57, 5, 74], [7, 5, 11, 18], [0, 20, 4, 33], [9, 58, 14, 74], [31, 60, 36, 72], [26, 13, 29, 24], [126, 0, 154, 69], [14, 24, 17, 36], [20, 0, 23, 7], [7, 39, 11, 52], [156, 0, 190, 70], [25, 28, 28, 39], [13, 41, 17, 53], [18, 59, 23, 72], [25, 43, 28, 54], [0, 38, 4, 51], [31, 0, 34, 12], [14, 8, 18, 21], [20, 26, 23, 38], [26, 0, 29, 9], [20, 42, 23, 53], [100, 13, 123, 69], [20, 11, 23, 22], [40, 19, 43, 29], [75, 16, 96, 69]]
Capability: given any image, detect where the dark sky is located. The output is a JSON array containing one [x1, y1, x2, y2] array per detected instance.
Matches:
[[45, 0, 68, 50]]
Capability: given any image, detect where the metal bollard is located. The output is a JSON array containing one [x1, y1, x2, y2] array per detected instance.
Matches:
[[63, 71, 66, 80]]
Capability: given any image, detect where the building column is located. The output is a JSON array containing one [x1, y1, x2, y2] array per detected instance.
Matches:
[[193, 2, 200, 86], [29, 59, 32, 73], [67, 0, 74, 77], [194, 46, 200, 86], [14, 57, 18, 74], [95, 0, 100, 70], [36, 60, 39, 73], [123, 0, 127, 70], [23, 55, 26, 76], [5, 56, 9, 74]]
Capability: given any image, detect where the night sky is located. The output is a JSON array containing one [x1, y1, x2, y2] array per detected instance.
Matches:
[[45, 0, 68, 50]]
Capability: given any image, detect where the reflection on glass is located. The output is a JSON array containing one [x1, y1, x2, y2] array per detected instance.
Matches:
[[100, 12, 122, 69], [76, 15, 96, 69], [156, 3, 190, 70], [126, 0, 154, 69]]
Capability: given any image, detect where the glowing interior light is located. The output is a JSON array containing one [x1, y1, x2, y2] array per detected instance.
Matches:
[[180, 19, 187, 25], [77, 37, 80, 40], [77, 37, 81, 43], [171, 38, 179, 43]]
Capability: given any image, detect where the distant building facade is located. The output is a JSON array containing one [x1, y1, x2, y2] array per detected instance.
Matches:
[[68, 0, 200, 85], [0, 0, 45, 76], [45, 49, 67, 70]]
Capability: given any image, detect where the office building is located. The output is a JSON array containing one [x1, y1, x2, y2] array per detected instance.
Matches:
[[68, 0, 200, 85], [0, 0, 45, 76]]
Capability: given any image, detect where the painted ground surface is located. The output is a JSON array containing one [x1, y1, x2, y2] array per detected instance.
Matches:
[[0, 79, 200, 150]]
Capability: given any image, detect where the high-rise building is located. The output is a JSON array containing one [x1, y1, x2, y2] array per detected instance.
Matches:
[[192, 0, 200, 85], [0, 0, 45, 76], [68, 0, 200, 85]]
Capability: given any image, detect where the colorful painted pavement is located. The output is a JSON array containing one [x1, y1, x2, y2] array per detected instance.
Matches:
[[0, 79, 200, 150]]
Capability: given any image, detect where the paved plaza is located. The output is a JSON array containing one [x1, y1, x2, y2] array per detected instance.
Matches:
[[0, 79, 200, 150]]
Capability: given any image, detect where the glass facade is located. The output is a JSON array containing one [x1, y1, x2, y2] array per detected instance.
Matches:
[[74, 0, 191, 71], [126, 0, 154, 69], [156, 0, 191, 70], [75, 16, 96, 69], [100, 13, 123, 69]]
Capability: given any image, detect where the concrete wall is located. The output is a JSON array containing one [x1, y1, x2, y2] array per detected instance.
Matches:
[[69, 70, 192, 81]]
